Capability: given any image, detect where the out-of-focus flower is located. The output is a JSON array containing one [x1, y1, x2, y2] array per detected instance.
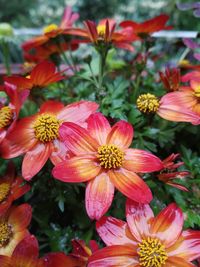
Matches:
[[67, 19, 137, 51], [22, 6, 79, 52], [136, 92, 200, 124], [4, 60, 64, 91], [0, 234, 45, 267], [158, 153, 189, 191], [0, 23, 13, 37], [0, 100, 98, 180], [120, 14, 172, 39], [53, 112, 163, 220], [0, 204, 32, 256], [43, 239, 98, 267], [88, 200, 200, 266], [0, 83, 28, 143], [159, 67, 180, 92], [0, 162, 30, 216], [177, 2, 200, 18]]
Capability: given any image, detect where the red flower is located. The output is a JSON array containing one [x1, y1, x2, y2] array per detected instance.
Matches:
[[158, 153, 189, 191], [88, 200, 200, 266], [67, 19, 137, 51], [0, 162, 30, 216], [159, 67, 180, 92], [0, 234, 45, 267], [1, 100, 98, 180], [120, 14, 172, 39], [43, 239, 98, 267], [0, 83, 28, 143], [52, 112, 163, 220], [22, 6, 79, 51], [0, 204, 32, 256], [4, 61, 64, 91]]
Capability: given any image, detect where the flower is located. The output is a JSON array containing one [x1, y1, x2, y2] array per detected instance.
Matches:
[[0, 100, 98, 180], [0, 234, 45, 267], [120, 14, 172, 39], [43, 239, 98, 267], [0, 83, 28, 143], [136, 92, 200, 124], [52, 112, 163, 220], [0, 204, 32, 256], [0, 162, 30, 216], [157, 153, 189, 191], [22, 6, 79, 52], [67, 19, 136, 51], [88, 200, 200, 266], [4, 60, 64, 91], [159, 67, 180, 92]]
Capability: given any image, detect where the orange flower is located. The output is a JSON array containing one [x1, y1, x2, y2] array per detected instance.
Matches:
[[22, 6, 79, 52], [0, 204, 32, 256], [4, 60, 64, 91], [0, 100, 98, 180], [120, 14, 172, 39], [53, 112, 163, 220], [67, 19, 137, 51], [0, 234, 45, 267], [0, 162, 30, 216], [88, 201, 200, 266]]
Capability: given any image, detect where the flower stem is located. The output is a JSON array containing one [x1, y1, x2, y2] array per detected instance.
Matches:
[[1, 39, 11, 75]]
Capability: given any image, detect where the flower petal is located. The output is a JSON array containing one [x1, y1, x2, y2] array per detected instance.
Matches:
[[88, 245, 138, 267], [106, 121, 133, 149], [126, 199, 154, 242], [39, 100, 64, 114], [96, 216, 137, 246], [167, 230, 200, 262], [59, 122, 99, 154], [9, 204, 32, 231], [57, 100, 99, 124], [42, 253, 83, 267], [166, 256, 195, 267], [4, 76, 33, 90], [50, 139, 69, 165], [85, 173, 114, 220], [22, 143, 51, 181], [123, 148, 163, 173], [150, 203, 184, 247], [109, 168, 152, 203], [87, 113, 111, 145], [52, 156, 101, 183]]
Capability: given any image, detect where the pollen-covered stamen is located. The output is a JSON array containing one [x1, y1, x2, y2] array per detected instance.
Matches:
[[97, 144, 124, 169], [97, 25, 106, 38], [138, 237, 168, 267], [194, 86, 200, 98], [43, 24, 58, 34], [0, 106, 13, 129], [0, 183, 10, 203], [0, 222, 12, 248], [33, 114, 60, 143], [137, 93, 160, 114]]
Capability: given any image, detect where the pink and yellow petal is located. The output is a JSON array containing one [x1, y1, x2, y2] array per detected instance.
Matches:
[[9, 204, 32, 231], [50, 139, 69, 165], [166, 256, 196, 267], [39, 100, 64, 115], [52, 156, 101, 183], [123, 148, 163, 173], [85, 173, 114, 220]]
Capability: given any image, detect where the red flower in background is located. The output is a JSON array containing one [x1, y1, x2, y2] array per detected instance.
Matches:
[[0, 83, 28, 143], [0, 100, 98, 180], [22, 6, 79, 51], [0, 235, 45, 267], [0, 162, 30, 216], [67, 19, 137, 51], [120, 14, 172, 39], [88, 200, 200, 266], [158, 153, 189, 191], [4, 61, 64, 91], [159, 67, 180, 92], [0, 204, 32, 256], [53, 112, 163, 220]]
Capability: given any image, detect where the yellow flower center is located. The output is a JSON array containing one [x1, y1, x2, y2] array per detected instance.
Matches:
[[136, 93, 160, 114], [194, 86, 200, 98], [97, 24, 106, 37], [138, 237, 168, 267], [0, 183, 10, 203], [97, 144, 124, 169], [0, 106, 13, 129], [33, 114, 60, 143], [43, 24, 58, 34], [0, 222, 12, 248]]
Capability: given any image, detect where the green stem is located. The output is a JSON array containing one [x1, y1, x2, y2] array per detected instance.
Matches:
[[1, 40, 11, 75], [96, 50, 108, 102]]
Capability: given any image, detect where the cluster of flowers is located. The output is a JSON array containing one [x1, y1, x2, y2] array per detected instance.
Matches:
[[0, 5, 200, 267]]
